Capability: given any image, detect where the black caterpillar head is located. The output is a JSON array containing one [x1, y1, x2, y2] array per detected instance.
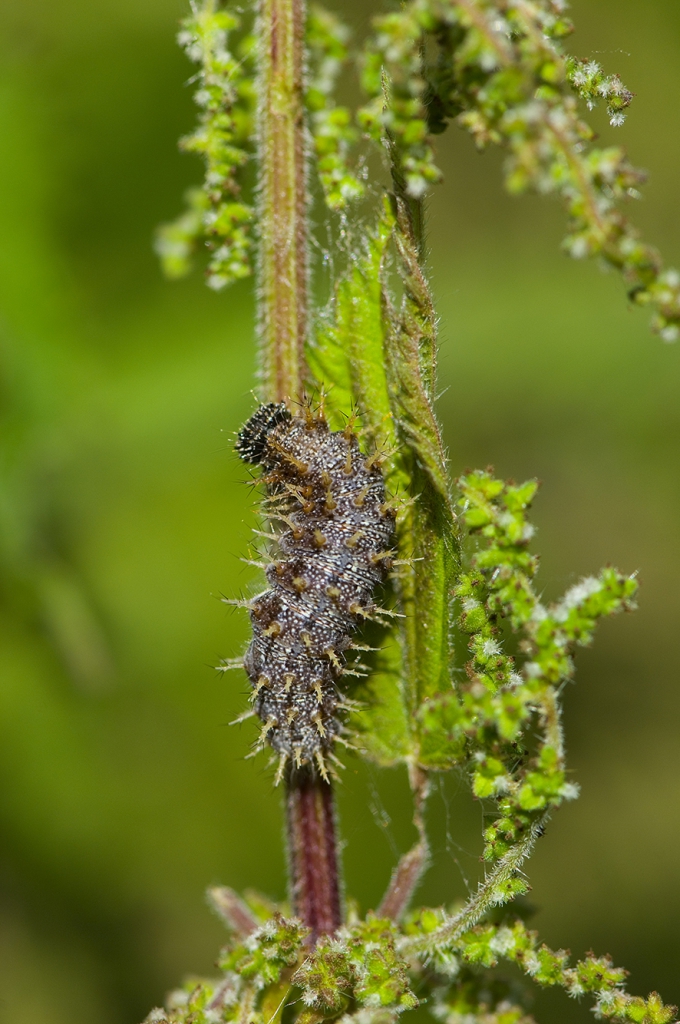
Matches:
[[236, 402, 291, 465]]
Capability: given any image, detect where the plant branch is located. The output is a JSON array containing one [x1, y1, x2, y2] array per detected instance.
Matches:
[[401, 811, 551, 957], [257, 0, 310, 401], [207, 886, 259, 938], [377, 765, 430, 921], [256, 0, 340, 941], [286, 767, 342, 941]]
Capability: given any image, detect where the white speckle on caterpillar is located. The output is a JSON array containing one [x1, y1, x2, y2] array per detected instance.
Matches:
[[233, 403, 395, 779]]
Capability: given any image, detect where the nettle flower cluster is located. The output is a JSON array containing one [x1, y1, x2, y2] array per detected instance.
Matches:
[[155, 1, 255, 288], [448, 473, 636, 866], [147, 887, 674, 1024], [159, 0, 680, 338], [357, 0, 679, 339]]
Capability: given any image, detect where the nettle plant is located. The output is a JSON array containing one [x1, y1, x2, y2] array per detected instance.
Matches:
[[148, 1, 679, 1022]]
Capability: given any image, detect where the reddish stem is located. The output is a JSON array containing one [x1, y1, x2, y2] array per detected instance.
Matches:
[[286, 769, 342, 941], [256, 0, 340, 940]]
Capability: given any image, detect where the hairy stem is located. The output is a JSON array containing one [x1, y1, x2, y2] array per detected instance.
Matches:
[[378, 766, 430, 921], [256, 0, 340, 938], [257, 0, 309, 402], [400, 811, 551, 957], [207, 886, 258, 938], [286, 767, 342, 941]]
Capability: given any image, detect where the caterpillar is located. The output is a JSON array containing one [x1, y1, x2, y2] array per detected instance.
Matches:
[[231, 402, 396, 782]]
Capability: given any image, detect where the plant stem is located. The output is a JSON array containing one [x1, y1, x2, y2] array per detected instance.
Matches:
[[256, 0, 341, 939], [377, 766, 430, 921], [286, 767, 342, 941], [400, 811, 551, 957], [257, 0, 309, 402]]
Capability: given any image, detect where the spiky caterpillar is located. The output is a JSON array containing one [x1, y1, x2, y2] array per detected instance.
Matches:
[[233, 402, 396, 781]]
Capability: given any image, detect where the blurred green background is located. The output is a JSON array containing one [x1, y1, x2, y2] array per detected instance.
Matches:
[[1, 0, 679, 1021]]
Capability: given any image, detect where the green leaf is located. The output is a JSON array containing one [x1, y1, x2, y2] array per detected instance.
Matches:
[[384, 203, 459, 739], [311, 204, 460, 770], [416, 692, 466, 768], [309, 210, 397, 453]]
